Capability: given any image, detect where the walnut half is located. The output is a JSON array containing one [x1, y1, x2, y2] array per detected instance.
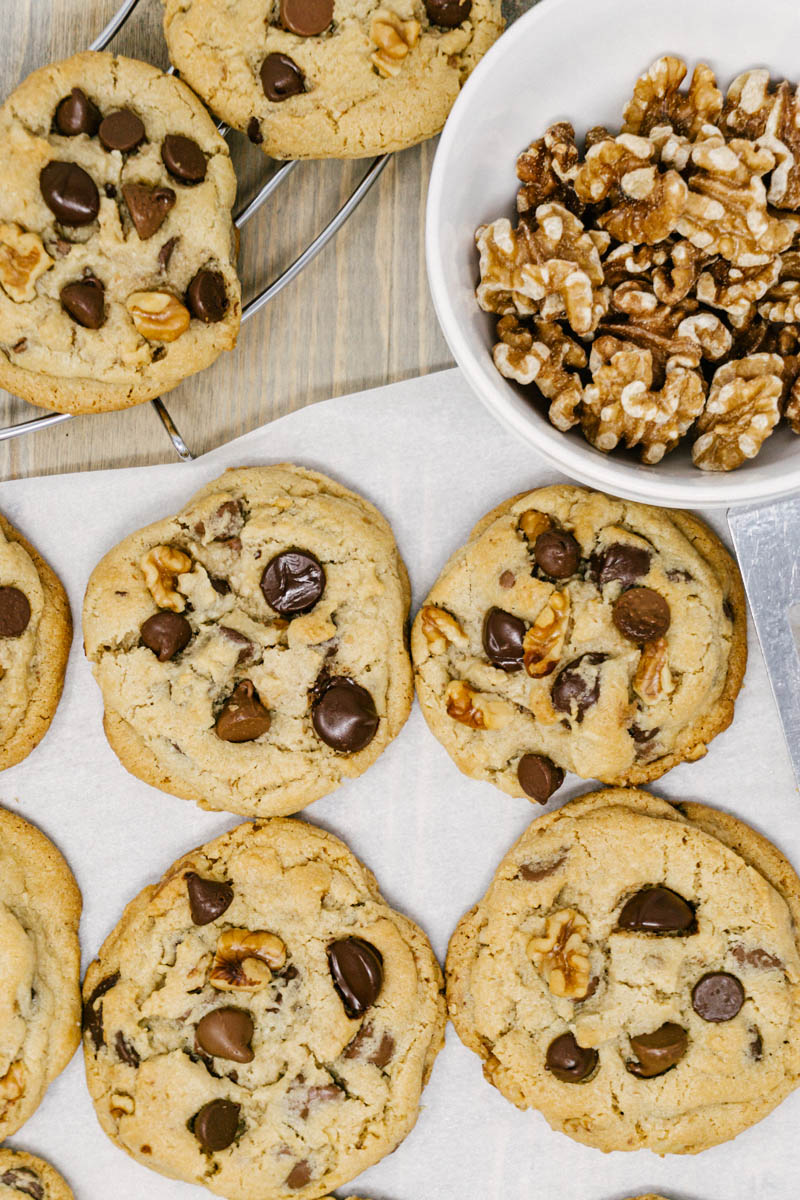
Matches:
[[445, 680, 514, 730], [528, 908, 591, 999], [523, 591, 570, 677], [209, 929, 287, 991], [370, 11, 420, 78], [140, 545, 192, 612], [0, 223, 53, 303]]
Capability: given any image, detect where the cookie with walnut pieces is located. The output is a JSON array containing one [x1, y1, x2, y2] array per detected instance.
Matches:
[[0, 512, 71, 771], [446, 788, 800, 1154], [162, 0, 503, 160], [83, 465, 413, 816], [0, 807, 82, 1141], [411, 484, 746, 802], [0, 51, 240, 415], [0, 1150, 74, 1200], [81, 818, 445, 1200]]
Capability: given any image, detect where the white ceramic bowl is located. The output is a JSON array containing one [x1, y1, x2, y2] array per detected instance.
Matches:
[[426, 0, 800, 508]]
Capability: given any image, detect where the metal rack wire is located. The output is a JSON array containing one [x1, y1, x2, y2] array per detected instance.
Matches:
[[0, 0, 390, 459]]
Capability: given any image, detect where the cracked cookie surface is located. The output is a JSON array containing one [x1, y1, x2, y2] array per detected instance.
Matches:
[[0, 513, 71, 771], [411, 485, 746, 800], [83, 464, 413, 816], [0, 807, 82, 1141], [446, 789, 800, 1154], [81, 818, 445, 1199], [0, 51, 240, 414], [0, 1149, 74, 1200], [162, 0, 503, 159]]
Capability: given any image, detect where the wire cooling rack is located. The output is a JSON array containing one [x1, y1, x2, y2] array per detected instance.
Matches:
[[0, 0, 391, 460]]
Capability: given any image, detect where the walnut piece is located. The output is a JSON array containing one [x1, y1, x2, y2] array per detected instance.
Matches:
[[633, 637, 673, 703], [696, 257, 780, 328], [759, 279, 800, 323], [445, 680, 514, 730], [210, 929, 287, 991], [721, 69, 776, 139], [126, 291, 190, 342], [370, 11, 420, 78], [528, 908, 591, 999], [573, 134, 687, 245], [518, 508, 552, 542], [693, 354, 783, 470], [523, 591, 570, 677], [492, 315, 586, 431], [420, 605, 467, 655], [760, 82, 800, 209], [110, 1092, 135, 1118], [622, 56, 723, 137], [516, 122, 581, 215], [0, 223, 54, 303], [141, 544, 192, 612]]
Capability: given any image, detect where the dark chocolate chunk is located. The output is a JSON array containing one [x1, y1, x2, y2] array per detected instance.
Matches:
[[0, 587, 31, 637], [589, 543, 651, 587], [613, 587, 670, 643], [545, 1032, 598, 1082], [0, 1170, 44, 1200], [327, 937, 383, 1018], [215, 680, 270, 742], [158, 236, 179, 270], [82, 971, 120, 1050], [551, 653, 607, 721], [114, 1030, 140, 1067], [247, 117, 264, 144], [627, 1022, 687, 1078], [40, 161, 99, 225], [54, 87, 100, 136], [162, 134, 207, 183], [60, 276, 105, 328], [98, 109, 145, 152], [730, 944, 784, 970], [280, 0, 334, 35], [196, 1008, 254, 1063], [692, 972, 745, 1022], [533, 529, 580, 578], [424, 0, 472, 24], [260, 549, 325, 615], [260, 53, 305, 102], [286, 1161, 311, 1190], [518, 853, 567, 881], [311, 676, 378, 752], [122, 182, 176, 240], [192, 1098, 240, 1151], [187, 269, 228, 322], [140, 610, 192, 661], [186, 872, 233, 925], [617, 886, 695, 934], [516, 753, 564, 804], [482, 607, 525, 671]]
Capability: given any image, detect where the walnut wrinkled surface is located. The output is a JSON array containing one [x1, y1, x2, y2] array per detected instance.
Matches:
[[528, 908, 591, 1000], [0, 224, 53, 303], [633, 636, 674, 703], [693, 354, 783, 470], [445, 680, 514, 730], [523, 591, 570, 677], [209, 928, 287, 991], [623, 56, 722, 137], [140, 545, 192, 612], [126, 291, 191, 342], [493, 315, 585, 430], [370, 11, 420, 78], [419, 605, 467, 655]]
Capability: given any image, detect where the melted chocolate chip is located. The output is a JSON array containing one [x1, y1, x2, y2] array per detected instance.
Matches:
[[590, 542, 651, 587], [122, 182, 176, 240], [286, 1162, 311, 1190], [311, 676, 378, 752], [215, 680, 270, 742], [518, 853, 567, 882], [60, 276, 105, 328], [220, 626, 257, 666], [261, 549, 325, 615], [140, 610, 192, 661], [196, 1008, 254, 1063], [327, 937, 383, 1018], [692, 972, 745, 1022], [186, 872, 233, 925], [98, 109, 145, 153], [158, 236, 179, 270], [0, 587, 31, 637], [260, 53, 305, 102], [545, 1032, 598, 1082], [193, 1098, 240, 1151], [0, 1170, 44, 1200], [629, 723, 659, 744], [482, 607, 525, 671], [424, 0, 472, 23], [516, 753, 564, 803], [54, 87, 100, 136], [82, 971, 120, 1050], [666, 568, 693, 582], [533, 529, 580, 578], [551, 653, 607, 721], [247, 117, 264, 144], [280, 0, 334, 35], [730, 945, 784, 970], [627, 1022, 687, 1078], [613, 588, 670, 643], [162, 134, 207, 183], [114, 1030, 140, 1067], [750, 1026, 764, 1061], [343, 1022, 394, 1066], [40, 161, 99, 225], [187, 269, 228, 323], [499, 570, 515, 589], [617, 886, 695, 934]]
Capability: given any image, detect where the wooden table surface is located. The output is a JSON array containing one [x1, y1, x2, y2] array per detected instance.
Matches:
[[0, 0, 461, 480]]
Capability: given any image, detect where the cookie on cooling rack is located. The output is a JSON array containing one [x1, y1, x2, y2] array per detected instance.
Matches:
[[0, 807, 82, 1140], [0, 51, 240, 415], [0, 1150, 74, 1200], [81, 818, 445, 1200], [446, 789, 800, 1154], [83, 464, 413, 816], [162, 0, 503, 159], [411, 485, 746, 801]]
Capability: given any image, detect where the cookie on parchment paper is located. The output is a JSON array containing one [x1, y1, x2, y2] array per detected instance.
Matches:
[[0, 1149, 74, 1200]]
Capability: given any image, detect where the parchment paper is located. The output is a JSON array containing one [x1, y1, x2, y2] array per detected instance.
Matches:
[[1, 368, 794, 1200]]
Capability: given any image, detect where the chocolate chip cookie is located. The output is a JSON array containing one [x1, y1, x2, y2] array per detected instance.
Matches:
[[0, 1150, 74, 1200], [0, 512, 71, 770], [162, 0, 503, 159], [83, 465, 413, 816], [82, 818, 445, 1198], [0, 807, 82, 1140], [0, 51, 240, 415], [446, 788, 800, 1154], [411, 485, 746, 802]]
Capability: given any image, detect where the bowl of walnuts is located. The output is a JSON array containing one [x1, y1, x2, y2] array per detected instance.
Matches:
[[426, 0, 800, 507]]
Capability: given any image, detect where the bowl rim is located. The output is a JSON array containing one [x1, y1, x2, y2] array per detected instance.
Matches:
[[425, 0, 800, 509]]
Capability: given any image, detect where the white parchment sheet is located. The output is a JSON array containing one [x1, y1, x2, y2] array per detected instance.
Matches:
[[0, 368, 795, 1200]]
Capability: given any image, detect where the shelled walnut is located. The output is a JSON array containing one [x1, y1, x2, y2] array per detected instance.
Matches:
[[528, 908, 591, 999]]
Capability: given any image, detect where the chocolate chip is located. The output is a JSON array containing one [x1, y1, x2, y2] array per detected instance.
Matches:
[[40, 161, 99, 225], [82, 971, 120, 1050], [590, 543, 651, 587], [105, 183, 117, 198], [533, 529, 580, 578], [327, 937, 383, 1018], [60, 275, 105, 328], [613, 587, 670, 643], [667, 567, 692, 582], [499, 570, 515, 588], [211, 577, 231, 595], [186, 872, 233, 925], [187, 269, 228, 323], [215, 680, 270, 742], [98, 109, 145, 152], [0, 587, 31, 637], [0, 1171, 44, 1200], [551, 653, 606, 721], [629, 723, 659, 744], [260, 53, 305, 102], [545, 1032, 598, 1082], [140, 610, 191, 661], [11, 339, 26, 353], [193, 1098, 240, 1151], [424, 0, 472, 23], [518, 853, 567, 881], [627, 1022, 687, 1078], [482, 607, 525, 671], [161, 134, 207, 183], [343, 1022, 394, 1066], [280, 0, 333, 34], [247, 117, 264, 144], [261, 549, 325, 615], [286, 1162, 311, 1190], [220, 626, 257, 666], [54, 87, 100, 136], [114, 1030, 140, 1067], [750, 1026, 764, 1061], [731, 945, 784, 970], [692, 972, 745, 1022], [122, 182, 176, 240], [617, 886, 695, 934], [517, 753, 564, 803], [311, 676, 378, 752], [196, 1008, 254, 1063], [158, 236, 179, 271]]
